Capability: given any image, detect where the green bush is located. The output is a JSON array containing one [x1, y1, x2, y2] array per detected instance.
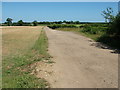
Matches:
[[108, 12, 120, 36], [81, 25, 91, 32], [48, 24, 77, 29], [81, 24, 108, 34], [97, 34, 120, 49], [96, 12, 120, 49], [32, 20, 38, 26]]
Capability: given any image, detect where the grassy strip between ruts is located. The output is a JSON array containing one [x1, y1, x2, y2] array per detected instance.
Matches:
[[2, 29, 51, 88]]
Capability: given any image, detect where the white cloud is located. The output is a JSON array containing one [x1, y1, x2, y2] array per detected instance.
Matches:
[[1, 0, 120, 2]]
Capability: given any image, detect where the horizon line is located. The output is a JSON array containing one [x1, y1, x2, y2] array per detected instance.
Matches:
[[2, 21, 106, 23]]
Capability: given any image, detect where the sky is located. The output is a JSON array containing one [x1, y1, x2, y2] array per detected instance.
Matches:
[[1, 0, 120, 2], [2, 2, 119, 22]]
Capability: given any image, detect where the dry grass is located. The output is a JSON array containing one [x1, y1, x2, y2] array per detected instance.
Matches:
[[2, 26, 49, 88], [2, 26, 42, 57]]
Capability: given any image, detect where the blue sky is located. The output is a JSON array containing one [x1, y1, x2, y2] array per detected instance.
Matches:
[[1, 0, 120, 2], [2, 2, 118, 22]]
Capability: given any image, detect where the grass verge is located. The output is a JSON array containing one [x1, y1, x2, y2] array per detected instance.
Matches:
[[55, 27, 120, 50], [2, 29, 50, 88]]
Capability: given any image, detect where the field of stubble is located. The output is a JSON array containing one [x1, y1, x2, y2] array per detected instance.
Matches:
[[2, 26, 50, 88]]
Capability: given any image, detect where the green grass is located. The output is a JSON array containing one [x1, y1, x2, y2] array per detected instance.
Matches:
[[32, 30, 50, 59], [54, 25, 120, 49], [38, 24, 50, 26], [57, 28, 80, 32], [48, 24, 78, 29], [57, 27, 102, 40], [79, 31, 104, 41], [2, 29, 50, 88]]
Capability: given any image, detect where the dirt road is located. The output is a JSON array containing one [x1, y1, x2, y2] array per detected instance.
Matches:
[[44, 27, 118, 88]]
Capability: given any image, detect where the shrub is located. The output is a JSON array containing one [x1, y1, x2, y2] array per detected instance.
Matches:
[[48, 24, 77, 29], [32, 21, 38, 26], [81, 25, 91, 32], [108, 12, 120, 36], [17, 20, 24, 26], [81, 24, 108, 34]]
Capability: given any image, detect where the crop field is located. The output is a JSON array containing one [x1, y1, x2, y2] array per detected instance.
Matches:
[[3, 26, 41, 57], [2, 26, 50, 88]]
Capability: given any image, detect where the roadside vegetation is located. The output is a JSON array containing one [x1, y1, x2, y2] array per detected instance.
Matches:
[[48, 23, 120, 49], [48, 23, 108, 39], [48, 24, 78, 29], [2, 26, 51, 88], [48, 8, 120, 49]]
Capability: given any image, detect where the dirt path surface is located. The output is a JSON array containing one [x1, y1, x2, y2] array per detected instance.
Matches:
[[44, 27, 118, 88]]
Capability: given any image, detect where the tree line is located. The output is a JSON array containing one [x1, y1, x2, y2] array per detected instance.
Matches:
[[2, 19, 84, 26], [3, 19, 38, 26]]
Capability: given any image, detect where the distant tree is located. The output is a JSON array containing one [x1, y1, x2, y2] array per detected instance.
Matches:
[[101, 7, 115, 23], [6, 18, 12, 26], [58, 21, 62, 24], [75, 21, 80, 24], [17, 20, 24, 26], [32, 20, 38, 26], [63, 20, 67, 23], [70, 21, 74, 24]]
